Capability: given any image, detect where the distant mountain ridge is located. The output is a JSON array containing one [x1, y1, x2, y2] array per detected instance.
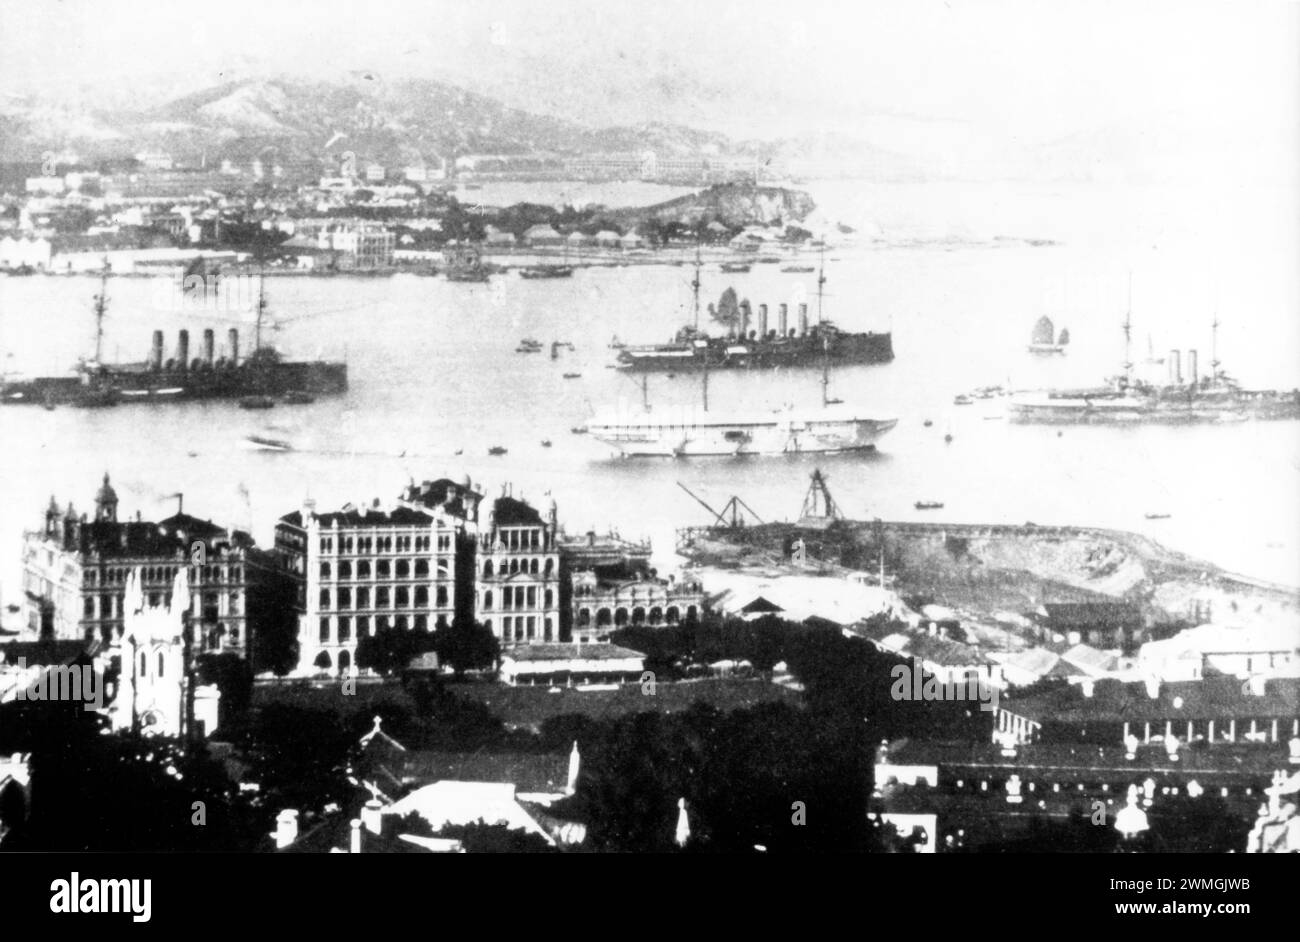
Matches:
[[0, 74, 745, 168]]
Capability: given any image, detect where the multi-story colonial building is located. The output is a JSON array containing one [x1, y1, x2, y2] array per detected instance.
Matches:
[[475, 494, 562, 645], [21, 474, 287, 662], [275, 479, 482, 674], [558, 530, 703, 640]]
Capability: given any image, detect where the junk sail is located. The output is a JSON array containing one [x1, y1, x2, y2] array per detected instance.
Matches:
[[1031, 316, 1056, 345]]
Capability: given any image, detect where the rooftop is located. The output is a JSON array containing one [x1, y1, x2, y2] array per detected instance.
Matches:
[[1003, 676, 1300, 724], [501, 642, 645, 663]]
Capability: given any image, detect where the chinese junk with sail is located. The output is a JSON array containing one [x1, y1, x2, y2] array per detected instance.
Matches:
[[1028, 315, 1069, 354]]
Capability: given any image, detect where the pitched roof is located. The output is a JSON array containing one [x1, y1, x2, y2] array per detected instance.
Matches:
[[501, 642, 645, 663], [493, 496, 543, 527]]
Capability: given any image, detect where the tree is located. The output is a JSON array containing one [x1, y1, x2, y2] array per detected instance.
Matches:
[[434, 619, 499, 678], [195, 652, 253, 729]]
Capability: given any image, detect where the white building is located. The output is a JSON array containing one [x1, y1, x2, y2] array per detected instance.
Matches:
[[110, 567, 220, 738]]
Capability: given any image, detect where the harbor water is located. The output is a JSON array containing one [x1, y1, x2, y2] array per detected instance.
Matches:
[[2, 179, 1298, 596]]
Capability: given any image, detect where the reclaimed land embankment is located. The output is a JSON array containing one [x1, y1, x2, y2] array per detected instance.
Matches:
[[681, 520, 1300, 628]]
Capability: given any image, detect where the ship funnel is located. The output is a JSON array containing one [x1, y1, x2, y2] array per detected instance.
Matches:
[[1169, 349, 1182, 385], [228, 328, 239, 366], [150, 330, 164, 371], [758, 304, 768, 339], [779, 303, 789, 337], [798, 303, 809, 336], [739, 300, 751, 339], [202, 328, 215, 366], [177, 330, 190, 372], [1187, 349, 1198, 388]]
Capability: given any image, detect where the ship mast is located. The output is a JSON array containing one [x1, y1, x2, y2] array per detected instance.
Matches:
[[821, 334, 830, 407], [1122, 272, 1134, 385], [816, 245, 827, 325], [1210, 313, 1221, 387], [691, 242, 702, 330], [255, 271, 267, 352], [92, 262, 109, 363]]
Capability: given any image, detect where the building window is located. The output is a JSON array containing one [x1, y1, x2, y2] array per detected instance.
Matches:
[[526, 616, 536, 638], [377, 560, 391, 578], [414, 586, 428, 607], [339, 560, 352, 579], [484, 590, 493, 610], [157, 652, 165, 677], [319, 618, 330, 643], [320, 561, 331, 579], [483, 560, 493, 578], [356, 587, 370, 608], [396, 587, 409, 607], [615, 608, 629, 627], [339, 616, 352, 642], [376, 586, 390, 607], [530, 558, 539, 575], [396, 560, 410, 578], [338, 649, 351, 674], [84, 597, 95, 618], [319, 588, 331, 610], [436, 586, 448, 607], [357, 616, 371, 636], [396, 615, 408, 631], [544, 617, 553, 640], [339, 587, 352, 609], [544, 589, 553, 609], [578, 608, 591, 626], [358, 560, 371, 579], [415, 559, 429, 577], [414, 615, 427, 632]]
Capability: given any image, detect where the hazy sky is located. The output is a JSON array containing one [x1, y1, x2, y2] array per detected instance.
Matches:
[[2, 0, 1297, 152]]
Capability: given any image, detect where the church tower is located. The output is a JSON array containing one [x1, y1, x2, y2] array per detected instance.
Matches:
[[111, 567, 220, 738], [94, 472, 118, 523]]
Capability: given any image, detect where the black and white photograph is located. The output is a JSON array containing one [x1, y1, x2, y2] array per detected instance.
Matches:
[[0, 0, 1296, 911]]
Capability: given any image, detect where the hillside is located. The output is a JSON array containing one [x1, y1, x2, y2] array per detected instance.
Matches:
[[0, 74, 757, 168], [612, 183, 817, 228]]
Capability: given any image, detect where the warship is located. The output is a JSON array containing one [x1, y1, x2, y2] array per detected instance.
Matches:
[[1009, 302, 1299, 424], [614, 249, 893, 373], [1, 270, 347, 407]]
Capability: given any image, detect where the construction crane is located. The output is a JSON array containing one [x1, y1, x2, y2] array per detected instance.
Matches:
[[676, 482, 763, 529], [800, 468, 841, 521]]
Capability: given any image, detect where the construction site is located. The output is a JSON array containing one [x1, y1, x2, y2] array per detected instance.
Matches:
[[675, 470, 1300, 656]]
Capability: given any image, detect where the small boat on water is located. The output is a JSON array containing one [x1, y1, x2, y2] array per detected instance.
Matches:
[[719, 262, 751, 273], [953, 394, 974, 406], [242, 435, 292, 451], [563, 372, 582, 379], [283, 391, 315, 405], [541, 439, 552, 448], [571, 425, 588, 435], [239, 396, 275, 410], [520, 265, 574, 279], [923, 419, 933, 427], [488, 446, 508, 456], [1144, 512, 1171, 520], [915, 501, 945, 510], [781, 265, 816, 273], [516, 338, 544, 354]]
